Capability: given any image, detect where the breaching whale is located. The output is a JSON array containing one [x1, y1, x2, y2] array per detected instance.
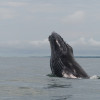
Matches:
[[48, 32, 89, 79]]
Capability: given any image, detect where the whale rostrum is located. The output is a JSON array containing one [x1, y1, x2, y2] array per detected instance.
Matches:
[[48, 32, 89, 79]]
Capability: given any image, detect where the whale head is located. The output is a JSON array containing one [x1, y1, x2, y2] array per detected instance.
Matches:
[[49, 32, 73, 57]]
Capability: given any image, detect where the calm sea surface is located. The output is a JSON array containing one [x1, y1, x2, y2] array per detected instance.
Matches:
[[0, 57, 100, 100]]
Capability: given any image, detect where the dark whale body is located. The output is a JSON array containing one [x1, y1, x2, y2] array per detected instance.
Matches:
[[49, 32, 89, 79]]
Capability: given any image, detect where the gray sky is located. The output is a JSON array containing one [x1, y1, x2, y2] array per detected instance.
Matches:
[[0, 0, 100, 56]]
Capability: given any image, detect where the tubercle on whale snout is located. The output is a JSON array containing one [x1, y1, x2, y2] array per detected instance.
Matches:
[[49, 32, 89, 79]]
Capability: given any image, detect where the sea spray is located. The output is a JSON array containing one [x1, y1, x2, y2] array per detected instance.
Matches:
[[90, 75, 100, 79]]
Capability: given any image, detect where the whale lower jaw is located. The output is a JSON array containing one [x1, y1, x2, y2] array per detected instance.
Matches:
[[62, 71, 77, 79]]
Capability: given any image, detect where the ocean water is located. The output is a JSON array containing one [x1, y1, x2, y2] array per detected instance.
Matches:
[[0, 57, 100, 100]]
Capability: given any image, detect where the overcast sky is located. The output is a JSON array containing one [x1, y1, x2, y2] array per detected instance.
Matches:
[[0, 0, 100, 56]]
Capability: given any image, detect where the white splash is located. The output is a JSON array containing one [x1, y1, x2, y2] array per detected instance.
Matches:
[[90, 75, 99, 79]]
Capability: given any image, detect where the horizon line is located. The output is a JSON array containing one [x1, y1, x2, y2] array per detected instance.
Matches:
[[0, 55, 100, 58]]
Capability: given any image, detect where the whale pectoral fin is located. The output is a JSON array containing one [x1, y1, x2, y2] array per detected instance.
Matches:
[[62, 70, 77, 78], [72, 64, 89, 78]]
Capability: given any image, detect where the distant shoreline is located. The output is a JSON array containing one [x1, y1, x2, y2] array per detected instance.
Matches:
[[29, 56, 100, 58], [0, 56, 100, 58], [75, 56, 100, 58]]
